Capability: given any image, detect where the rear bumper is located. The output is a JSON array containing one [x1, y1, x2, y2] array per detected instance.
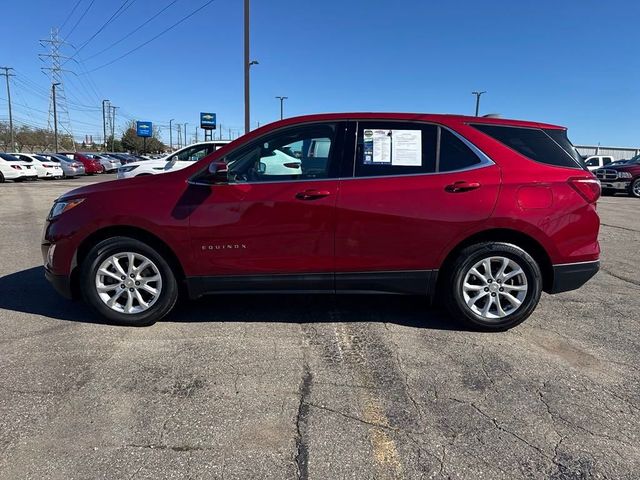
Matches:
[[549, 260, 599, 294], [44, 267, 73, 299]]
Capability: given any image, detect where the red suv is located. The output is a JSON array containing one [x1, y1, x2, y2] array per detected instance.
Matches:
[[42, 113, 600, 330], [60, 152, 104, 175]]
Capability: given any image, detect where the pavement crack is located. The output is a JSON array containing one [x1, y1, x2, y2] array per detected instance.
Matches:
[[600, 267, 640, 287], [601, 222, 640, 233], [294, 363, 312, 480]]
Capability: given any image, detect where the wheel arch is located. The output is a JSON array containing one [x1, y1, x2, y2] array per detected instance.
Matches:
[[70, 225, 186, 299], [436, 228, 554, 294]]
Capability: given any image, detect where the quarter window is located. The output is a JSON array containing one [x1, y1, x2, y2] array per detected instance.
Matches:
[[175, 145, 214, 162]]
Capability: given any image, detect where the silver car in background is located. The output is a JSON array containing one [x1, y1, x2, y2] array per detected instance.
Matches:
[[89, 153, 121, 173], [41, 153, 86, 178]]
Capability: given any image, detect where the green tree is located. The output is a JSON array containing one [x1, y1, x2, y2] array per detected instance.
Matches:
[[120, 121, 166, 154]]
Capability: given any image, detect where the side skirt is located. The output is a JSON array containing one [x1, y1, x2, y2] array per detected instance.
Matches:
[[186, 270, 438, 299]]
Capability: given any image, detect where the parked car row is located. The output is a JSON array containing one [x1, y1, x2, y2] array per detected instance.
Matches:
[[0, 151, 144, 182]]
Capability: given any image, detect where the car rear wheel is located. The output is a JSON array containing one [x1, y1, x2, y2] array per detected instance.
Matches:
[[629, 178, 640, 198], [443, 242, 542, 331], [80, 237, 179, 326], [0, 172, 4, 183]]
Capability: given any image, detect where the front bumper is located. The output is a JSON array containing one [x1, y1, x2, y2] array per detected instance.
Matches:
[[600, 180, 631, 191], [549, 261, 599, 294]]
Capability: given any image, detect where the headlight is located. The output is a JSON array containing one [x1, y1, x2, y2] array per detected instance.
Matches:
[[118, 165, 139, 173], [618, 171, 632, 179], [48, 198, 84, 219]]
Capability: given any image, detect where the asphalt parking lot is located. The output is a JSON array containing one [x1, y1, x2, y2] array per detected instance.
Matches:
[[0, 177, 638, 479]]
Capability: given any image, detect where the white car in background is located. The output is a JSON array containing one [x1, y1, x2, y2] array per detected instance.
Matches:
[[117, 141, 230, 179], [11, 153, 63, 179], [0, 153, 37, 181]]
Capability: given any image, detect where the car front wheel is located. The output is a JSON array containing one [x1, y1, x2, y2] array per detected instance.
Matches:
[[80, 237, 179, 326], [444, 242, 542, 331]]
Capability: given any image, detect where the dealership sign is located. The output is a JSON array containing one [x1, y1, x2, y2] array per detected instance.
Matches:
[[200, 112, 217, 130], [136, 121, 153, 137]]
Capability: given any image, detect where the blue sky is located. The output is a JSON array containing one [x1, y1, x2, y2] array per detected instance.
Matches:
[[1, 0, 638, 146]]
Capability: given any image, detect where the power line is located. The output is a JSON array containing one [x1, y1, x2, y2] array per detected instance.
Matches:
[[83, 0, 179, 62], [63, 0, 96, 41], [81, 0, 216, 74], [59, 0, 85, 31], [69, 0, 138, 61]]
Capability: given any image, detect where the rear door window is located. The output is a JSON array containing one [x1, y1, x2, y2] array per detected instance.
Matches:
[[473, 124, 585, 169], [438, 129, 482, 172]]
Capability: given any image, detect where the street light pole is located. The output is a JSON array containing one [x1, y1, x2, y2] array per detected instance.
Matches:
[[169, 119, 174, 150], [275, 96, 288, 120], [52, 82, 61, 153], [184, 123, 188, 146], [472, 91, 486, 117]]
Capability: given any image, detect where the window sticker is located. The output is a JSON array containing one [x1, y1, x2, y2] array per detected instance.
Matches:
[[391, 130, 422, 166], [362, 129, 422, 166], [363, 129, 392, 164]]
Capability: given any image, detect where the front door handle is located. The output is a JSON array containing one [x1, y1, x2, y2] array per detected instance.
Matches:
[[445, 181, 481, 193], [295, 189, 331, 201]]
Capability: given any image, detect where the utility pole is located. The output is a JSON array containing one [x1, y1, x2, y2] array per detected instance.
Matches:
[[184, 122, 188, 147], [472, 91, 486, 117], [52, 82, 60, 153], [102, 99, 109, 149], [169, 119, 174, 150], [195, 126, 198, 143], [111, 105, 118, 151], [0, 67, 15, 151], [244, 0, 259, 134], [275, 96, 288, 120], [176, 123, 182, 148]]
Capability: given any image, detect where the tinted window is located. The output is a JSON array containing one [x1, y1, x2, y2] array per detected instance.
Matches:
[[356, 122, 437, 177], [585, 158, 599, 167], [543, 128, 587, 169], [227, 124, 337, 183], [438, 129, 481, 172], [0, 153, 20, 162], [473, 124, 584, 169]]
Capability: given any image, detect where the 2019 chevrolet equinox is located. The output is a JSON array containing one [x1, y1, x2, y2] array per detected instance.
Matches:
[[43, 113, 600, 330]]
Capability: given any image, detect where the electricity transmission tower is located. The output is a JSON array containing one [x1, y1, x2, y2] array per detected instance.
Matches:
[[40, 28, 75, 151]]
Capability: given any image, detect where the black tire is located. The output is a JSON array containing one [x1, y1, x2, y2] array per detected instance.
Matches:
[[601, 188, 615, 196], [0, 172, 4, 183], [628, 178, 640, 198], [80, 237, 179, 326], [443, 242, 542, 331]]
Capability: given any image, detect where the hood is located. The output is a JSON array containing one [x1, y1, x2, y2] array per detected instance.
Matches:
[[602, 163, 640, 173], [122, 159, 168, 169], [59, 172, 177, 201]]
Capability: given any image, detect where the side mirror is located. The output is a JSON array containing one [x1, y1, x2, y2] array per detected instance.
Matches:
[[208, 160, 228, 183], [167, 155, 178, 164]]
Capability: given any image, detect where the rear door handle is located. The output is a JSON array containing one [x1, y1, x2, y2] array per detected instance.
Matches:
[[295, 189, 332, 201], [445, 181, 481, 193]]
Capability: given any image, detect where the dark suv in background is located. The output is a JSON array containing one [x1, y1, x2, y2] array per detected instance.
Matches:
[[596, 154, 640, 197]]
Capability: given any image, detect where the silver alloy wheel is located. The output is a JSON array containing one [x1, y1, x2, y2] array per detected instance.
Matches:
[[95, 252, 163, 314], [633, 180, 640, 197], [461, 256, 528, 320]]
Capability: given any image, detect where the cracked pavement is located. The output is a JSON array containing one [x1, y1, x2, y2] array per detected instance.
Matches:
[[0, 178, 638, 479]]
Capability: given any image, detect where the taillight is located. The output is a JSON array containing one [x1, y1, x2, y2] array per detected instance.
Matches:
[[11, 165, 22, 170], [568, 177, 600, 204], [283, 162, 301, 169], [44, 165, 54, 168]]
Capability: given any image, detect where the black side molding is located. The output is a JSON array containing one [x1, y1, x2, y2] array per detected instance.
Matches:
[[186, 270, 438, 299], [548, 261, 599, 294]]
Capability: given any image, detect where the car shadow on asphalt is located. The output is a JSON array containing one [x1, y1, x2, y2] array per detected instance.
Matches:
[[0, 266, 466, 331]]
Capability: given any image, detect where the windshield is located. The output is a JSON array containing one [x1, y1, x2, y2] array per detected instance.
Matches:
[[625, 154, 640, 164]]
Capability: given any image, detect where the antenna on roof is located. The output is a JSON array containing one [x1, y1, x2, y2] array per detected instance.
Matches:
[[482, 113, 501, 118]]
